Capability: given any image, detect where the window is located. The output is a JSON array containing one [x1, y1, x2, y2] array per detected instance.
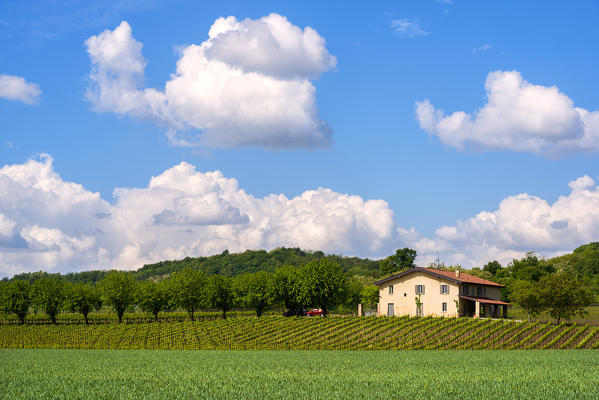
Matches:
[[389, 285, 394, 295], [416, 285, 425, 295], [440, 284, 449, 294], [442, 302, 447, 312], [461, 285, 469, 295], [477, 286, 485, 297]]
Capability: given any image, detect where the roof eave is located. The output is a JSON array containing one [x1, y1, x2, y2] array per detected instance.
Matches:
[[374, 267, 505, 287]]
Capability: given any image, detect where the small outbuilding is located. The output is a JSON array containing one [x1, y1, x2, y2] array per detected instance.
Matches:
[[374, 267, 510, 318]]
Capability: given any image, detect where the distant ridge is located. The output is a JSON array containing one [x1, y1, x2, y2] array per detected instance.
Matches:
[[7, 247, 380, 284]]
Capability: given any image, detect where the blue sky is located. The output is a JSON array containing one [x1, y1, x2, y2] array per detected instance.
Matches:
[[0, 0, 598, 276]]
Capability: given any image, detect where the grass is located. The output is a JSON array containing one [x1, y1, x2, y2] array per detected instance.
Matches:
[[1, 315, 598, 350], [1, 349, 598, 399], [508, 305, 599, 325]]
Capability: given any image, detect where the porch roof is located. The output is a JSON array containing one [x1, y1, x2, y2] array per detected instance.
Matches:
[[459, 295, 511, 306]]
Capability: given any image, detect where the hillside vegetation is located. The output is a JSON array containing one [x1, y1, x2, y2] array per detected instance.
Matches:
[[1, 315, 598, 350], [9, 247, 380, 284]]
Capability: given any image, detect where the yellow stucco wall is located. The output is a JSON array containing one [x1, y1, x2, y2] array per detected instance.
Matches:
[[378, 272, 460, 317], [377, 272, 504, 317]]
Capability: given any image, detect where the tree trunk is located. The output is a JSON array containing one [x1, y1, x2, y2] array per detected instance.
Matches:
[[222, 309, 227, 319], [188, 308, 195, 321], [118, 311, 123, 323], [526, 307, 531, 322], [84, 312, 89, 325], [51, 314, 57, 324], [322, 306, 327, 317], [153, 311, 159, 322]]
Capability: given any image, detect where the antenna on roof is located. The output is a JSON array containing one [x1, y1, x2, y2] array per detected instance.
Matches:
[[435, 251, 441, 270]]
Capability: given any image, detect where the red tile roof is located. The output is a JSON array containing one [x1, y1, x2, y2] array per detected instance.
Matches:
[[422, 268, 504, 287], [459, 296, 510, 306], [374, 267, 504, 287]]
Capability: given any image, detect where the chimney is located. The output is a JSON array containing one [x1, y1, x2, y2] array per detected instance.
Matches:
[[455, 270, 461, 278]]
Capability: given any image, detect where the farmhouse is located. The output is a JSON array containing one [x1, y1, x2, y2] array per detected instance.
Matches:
[[374, 267, 510, 318]]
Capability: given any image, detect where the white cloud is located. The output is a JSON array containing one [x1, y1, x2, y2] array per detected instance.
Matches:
[[390, 18, 431, 38], [0, 214, 16, 237], [0, 74, 41, 105], [2, 155, 598, 276], [404, 174, 599, 267], [472, 43, 492, 54], [0, 156, 394, 276], [416, 70, 599, 157], [85, 15, 336, 149]]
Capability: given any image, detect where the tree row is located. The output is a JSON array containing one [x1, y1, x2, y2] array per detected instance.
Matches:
[[0, 259, 378, 324]]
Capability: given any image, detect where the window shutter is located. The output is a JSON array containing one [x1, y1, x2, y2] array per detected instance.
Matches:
[[415, 284, 418, 294], [422, 285, 425, 295]]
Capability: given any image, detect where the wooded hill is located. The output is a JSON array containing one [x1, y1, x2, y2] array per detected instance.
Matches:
[[7, 247, 380, 284], [6, 242, 599, 294]]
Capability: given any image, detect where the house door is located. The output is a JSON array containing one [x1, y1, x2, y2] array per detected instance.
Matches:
[[387, 303, 394, 316], [416, 304, 423, 317]]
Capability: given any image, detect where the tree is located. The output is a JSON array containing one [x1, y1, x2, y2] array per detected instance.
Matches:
[[136, 281, 168, 321], [0, 280, 32, 324], [509, 280, 543, 322], [508, 252, 555, 281], [234, 271, 275, 317], [167, 268, 207, 321], [98, 271, 137, 323], [297, 259, 347, 316], [380, 248, 417, 276], [273, 266, 305, 316], [538, 271, 593, 324], [67, 283, 101, 324], [31, 277, 66, 324], [360, 284, 379, 310], [343, 277, 364, 311], [483, 260, 502, 277], [206, 275, 234, 319]]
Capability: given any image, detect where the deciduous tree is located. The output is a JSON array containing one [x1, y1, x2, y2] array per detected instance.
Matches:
[[380, 248, 416, 276], [538, 271, 593, 324], [273, 266, 305, 316], [509, 280, 543, 322], [32, 277, 66, 324], [360, 284, 379, 310], [0, 280, 32, 324], [206, 275, 234, 319], [233, 271, 275, 317], [297, 259, 346, 316], [167, 268, 207, 321], [483, 260, 503, 277], [67, 283, 101, 324], [98, 271, 137, 323], [136, 281, 168, 321]]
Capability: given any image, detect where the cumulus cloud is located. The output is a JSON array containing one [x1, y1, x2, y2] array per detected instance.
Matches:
[[85, 15, 336, 149], [416, 70, 599, 157], [403, 174, 599, 267], [2, 155, 598, 276], [390, 18, 431, 38], [0, 156, 394, 276], [0, 74, 41, 105]]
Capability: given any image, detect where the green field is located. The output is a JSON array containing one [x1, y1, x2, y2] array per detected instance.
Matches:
[[2, 315, 599, 350], [1, 349, 598, 399]]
